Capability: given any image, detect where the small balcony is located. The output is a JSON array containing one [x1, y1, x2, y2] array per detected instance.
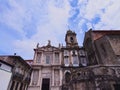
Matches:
[[24, 77, 31, 83], [12, 72, 24, 81]]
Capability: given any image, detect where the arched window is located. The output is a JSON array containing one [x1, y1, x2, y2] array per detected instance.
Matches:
[[65, 72, 71, 83]]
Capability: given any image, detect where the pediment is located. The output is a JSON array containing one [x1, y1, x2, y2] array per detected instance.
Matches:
[[36, 45, 60, 52]]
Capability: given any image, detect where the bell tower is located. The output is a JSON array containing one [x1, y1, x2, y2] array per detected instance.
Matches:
[[65, 30, 78, 47]]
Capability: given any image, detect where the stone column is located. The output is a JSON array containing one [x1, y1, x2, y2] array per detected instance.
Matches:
[[41, 52, 43, 64], [60, 69, 62, 86], [17, 82, 21, 90], [24, 84, 27, 90], [21, 83, 24, 90], [59, 52, 61, 65], [69, 51, 72, 66], [38, 68, 41, 89], [34, 51, 37, 64], [53, 52, 54, 65], [61, 51, 64, 65], [30, 71, 34, 85], [13, 81, 17, 90], [25, 85, 28, 90], [52, 68, 54, 86]]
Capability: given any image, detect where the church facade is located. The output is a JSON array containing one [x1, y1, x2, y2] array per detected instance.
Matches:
[[28, 29, 120, 90], [28, 40, 62, 90]]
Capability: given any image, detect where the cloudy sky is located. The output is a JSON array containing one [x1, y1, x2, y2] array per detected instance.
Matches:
[[0, 0, 120, 59]]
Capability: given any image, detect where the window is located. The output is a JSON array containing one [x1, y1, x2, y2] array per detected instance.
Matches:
[[73, 56, 79, 66], [46, 55, 50, 64], [72, 50, 77, 56], [64, 57, 69, 66], [70, 37, 74, 42], [79, 50, 85, 56], [81, 57, 87, 66], [15, 66, 20, 72], [72, 50, 75, 55], [65, 72, 71, 83], [55, 52, 59, 63], [36, 53, 42, 63], [64, 50, 69, 56]]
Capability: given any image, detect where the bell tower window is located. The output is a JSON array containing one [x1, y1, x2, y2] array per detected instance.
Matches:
[[70, 37, 74, 43]]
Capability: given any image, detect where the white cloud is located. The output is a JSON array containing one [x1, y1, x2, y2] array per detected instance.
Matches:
[[98, 0, 120, 29], [1, 0, 120, 59], [1, 0, 71, 59], [75, 0, 120, 31], [13, 39, 36, 59]]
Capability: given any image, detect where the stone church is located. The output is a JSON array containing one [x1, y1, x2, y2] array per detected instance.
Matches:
[[28, 29, 120, 90]]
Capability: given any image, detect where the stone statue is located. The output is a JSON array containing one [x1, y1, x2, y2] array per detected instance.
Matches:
[[48, 40, 51, 46], [37, 43, 39, 48]]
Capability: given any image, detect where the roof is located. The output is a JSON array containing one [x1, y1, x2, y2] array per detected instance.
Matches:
[[25, 60, 33, 66], [83, 29, 120, 45], [92, 30, 120, 32], [25, 59, 33, 61], [34, 44, 60, 51], [34, 40, 60, 51], [0, 59, 13, 67], [92, 30, 120, 40], [0, 55, 31, 68]]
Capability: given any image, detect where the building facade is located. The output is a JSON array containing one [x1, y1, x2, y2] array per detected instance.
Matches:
[[61, 30, 88, 90], [64, 29, 120, 90], [0, 60, 13, 90], [0, 55, 32, 90], [28, 29, 120, 90], [28, 41, 62, 90]]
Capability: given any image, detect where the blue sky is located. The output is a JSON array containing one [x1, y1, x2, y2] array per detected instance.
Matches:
[[0, 0, 120, 59]]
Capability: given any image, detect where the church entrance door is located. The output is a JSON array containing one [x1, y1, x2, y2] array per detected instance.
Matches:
[[114, 84, 120, 90], [42, 78, 50, 90]]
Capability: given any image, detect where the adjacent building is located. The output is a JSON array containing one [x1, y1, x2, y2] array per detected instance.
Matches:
[[61, 30, 88, 90], [0, 55, 32, 90], [26, 60, 33, 66], [64, 29, 120, 90], [0, 60, 13, 90]]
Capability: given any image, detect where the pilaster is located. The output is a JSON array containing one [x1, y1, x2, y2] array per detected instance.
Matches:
[[38, 68, 41, 89], [52, 68, 54, 86], [30, 71, 34, 85], [60, 69, 62, 86], [17, 82, 21, 90]]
